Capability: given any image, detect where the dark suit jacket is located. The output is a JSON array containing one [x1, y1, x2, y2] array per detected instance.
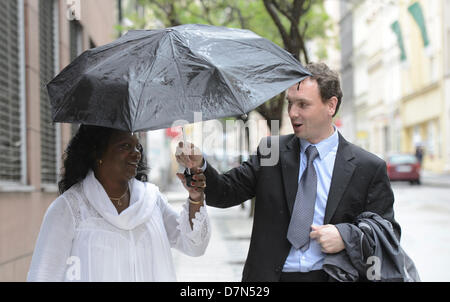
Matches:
[[204, 133, 401, 282]]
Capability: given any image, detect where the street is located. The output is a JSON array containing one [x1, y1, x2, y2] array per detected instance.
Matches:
[[0, 174, 448, 281], [392, 181, 450, 282], [169, 179, 450, 282]]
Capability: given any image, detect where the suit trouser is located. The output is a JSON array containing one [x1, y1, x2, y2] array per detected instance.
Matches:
[[280, 270, 329, 282]]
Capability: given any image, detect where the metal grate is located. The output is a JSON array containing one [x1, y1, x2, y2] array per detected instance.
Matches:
[[39, 0, 57, 184], [0, 0, 22, 182]]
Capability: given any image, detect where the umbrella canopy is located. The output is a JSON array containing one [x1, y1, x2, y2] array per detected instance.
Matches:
[[48, 24, 310, 132]]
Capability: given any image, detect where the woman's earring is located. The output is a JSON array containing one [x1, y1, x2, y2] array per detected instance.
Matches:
[[99, 159, 103, 165]]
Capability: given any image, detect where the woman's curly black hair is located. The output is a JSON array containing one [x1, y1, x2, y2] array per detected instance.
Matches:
[[58, 124, 149, 194]]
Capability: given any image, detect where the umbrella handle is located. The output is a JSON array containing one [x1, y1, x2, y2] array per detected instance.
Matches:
[[181, 126, 193, 187], [184, 169, 193, 188], [182, 126, 185, 143]]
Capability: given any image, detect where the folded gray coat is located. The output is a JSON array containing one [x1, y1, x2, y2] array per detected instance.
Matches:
[[323, 211, 420, 282]]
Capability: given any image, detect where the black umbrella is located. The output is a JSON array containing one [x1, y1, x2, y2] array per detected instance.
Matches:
[[48, 24, 310, 132]]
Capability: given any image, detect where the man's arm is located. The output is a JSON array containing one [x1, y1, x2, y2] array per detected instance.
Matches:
[[203, 155, 259, 208]]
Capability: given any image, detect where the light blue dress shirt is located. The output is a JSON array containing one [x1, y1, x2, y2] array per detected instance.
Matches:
[[282, 127, 339, 272]]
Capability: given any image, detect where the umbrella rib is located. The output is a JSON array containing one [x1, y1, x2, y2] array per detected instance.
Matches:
[[132, 52, 158, 132], [215, 69, 247, 115], [55, 37, 152, 114], [81, 32, 165, 83], [127, 31, 169, 131], [187, 40, 305, 116], [133, 32, 185, 130], [50, 27, 309, 132], [168, 33, 189, 113], [91, 31, 158, 56], [230, 39, 299, 68]]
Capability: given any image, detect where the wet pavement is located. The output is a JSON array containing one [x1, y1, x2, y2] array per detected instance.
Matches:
[[167, 177, 450, 282], [166, 179, 252, 282], [0, 172, 448, 281], [392, 182, 450, 282]]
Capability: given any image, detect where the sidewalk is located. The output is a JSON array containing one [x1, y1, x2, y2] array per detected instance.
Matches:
[[421, 170, 450, 187], [162, 179, 253, 282], [164, 169, 450, 283]]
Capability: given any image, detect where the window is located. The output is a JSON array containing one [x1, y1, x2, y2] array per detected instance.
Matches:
[[389, 154, 418, 165], [408, 2, 430, 47], [427, 120, 435, 157], [70, 20, 83, 61], [429, 54, 438, 83], [447, 29, 450, 74], [70, 20, 83, 137], [447, 0, 450, 74], [89, 38, 96, 49], [391, 20, 407, 62], [0, 0, 22, 183], [39, 0, 58, 184], [383, 125, 390, 154]]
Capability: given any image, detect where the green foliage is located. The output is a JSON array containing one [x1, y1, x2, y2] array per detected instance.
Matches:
[[302, 0, 330, 40], [123, 0, 332, 53], [120, 0, 335, 125]]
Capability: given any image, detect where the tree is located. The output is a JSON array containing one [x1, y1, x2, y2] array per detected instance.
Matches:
[[257, 0, 332, 133], [120, 0, 331, 132], [264, 0, 315, 62]]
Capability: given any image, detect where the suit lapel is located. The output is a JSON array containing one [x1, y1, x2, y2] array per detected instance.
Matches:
[[280, 135, 300, 215], [324, 133, 356, 224]]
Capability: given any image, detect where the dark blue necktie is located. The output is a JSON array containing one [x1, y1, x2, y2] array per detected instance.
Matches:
[[287, 145, 319, 251]]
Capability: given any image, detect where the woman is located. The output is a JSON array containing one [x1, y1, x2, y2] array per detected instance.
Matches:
[[27, 125, 210, 281]]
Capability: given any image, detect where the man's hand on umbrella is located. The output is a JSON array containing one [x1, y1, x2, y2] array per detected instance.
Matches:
[[175, 141, 204, 169]]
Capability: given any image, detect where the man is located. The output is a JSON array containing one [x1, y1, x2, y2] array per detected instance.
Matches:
[[176, 62, 401, 282], [415, 145, 424, 167]]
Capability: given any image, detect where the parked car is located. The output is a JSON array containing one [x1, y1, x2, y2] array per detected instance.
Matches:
[[386, 154, 421, 185]]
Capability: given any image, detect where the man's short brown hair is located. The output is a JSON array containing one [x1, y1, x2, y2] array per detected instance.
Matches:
[[304, 62, 343, 117]]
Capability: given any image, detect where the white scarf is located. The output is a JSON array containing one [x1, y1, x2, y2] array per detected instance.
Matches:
[[81, 170, 178, 281], [82, 170, 157, 230]]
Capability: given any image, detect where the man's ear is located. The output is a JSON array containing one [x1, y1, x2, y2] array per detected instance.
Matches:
[[327, 96, 338, 116]]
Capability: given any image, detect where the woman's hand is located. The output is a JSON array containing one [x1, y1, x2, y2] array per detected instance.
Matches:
[[176, 167, 206, 202], [177, 167, 206, 230]]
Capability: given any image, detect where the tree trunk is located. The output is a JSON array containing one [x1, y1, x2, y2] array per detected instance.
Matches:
[[255, 91, 286, 133], [260, 0, 310, 127]]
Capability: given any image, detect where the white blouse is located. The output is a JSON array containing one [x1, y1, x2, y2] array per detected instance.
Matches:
[[27, 170, 211, 282]]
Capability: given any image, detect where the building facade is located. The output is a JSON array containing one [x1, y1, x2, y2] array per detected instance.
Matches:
[[398, 0, 448, 172], [338, 0, 355, 143], [341, 0, 449, 172], [445, 0, 450, 172], [355, 1, 403, 158]]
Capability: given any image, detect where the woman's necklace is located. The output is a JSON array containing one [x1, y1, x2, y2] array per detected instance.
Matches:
[[109, 185, 129, 207]]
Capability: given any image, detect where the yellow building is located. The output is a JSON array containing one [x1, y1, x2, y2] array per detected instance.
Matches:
[[350, 1, 403, 158], [398, 0, 448, 172]]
